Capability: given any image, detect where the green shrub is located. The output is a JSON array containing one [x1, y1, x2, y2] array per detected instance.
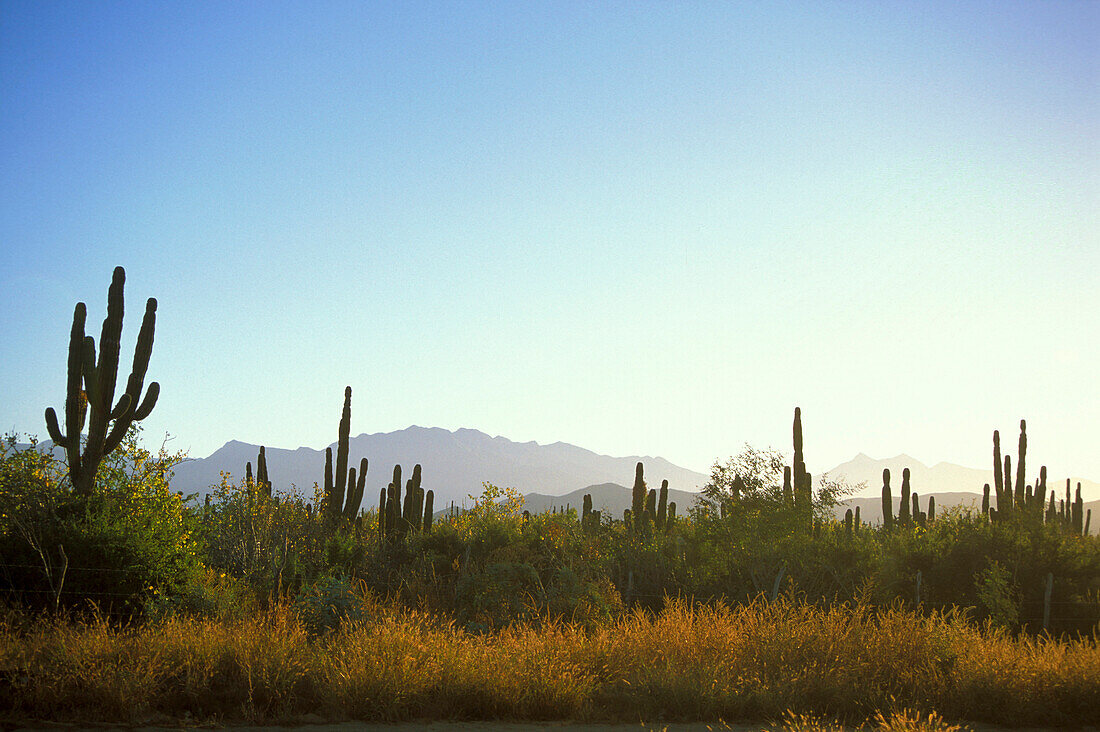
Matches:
[[0, 430, 199, 619]]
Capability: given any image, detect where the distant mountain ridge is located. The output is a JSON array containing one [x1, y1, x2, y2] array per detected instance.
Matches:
[[825, 451, 1099, 503], [168, 426, 709, 509]]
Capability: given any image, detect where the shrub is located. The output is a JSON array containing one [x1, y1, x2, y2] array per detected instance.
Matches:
[[0, 429, 199, 619]]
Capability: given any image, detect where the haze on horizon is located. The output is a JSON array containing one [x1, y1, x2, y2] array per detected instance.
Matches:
[[1, 2, 1097, 484]]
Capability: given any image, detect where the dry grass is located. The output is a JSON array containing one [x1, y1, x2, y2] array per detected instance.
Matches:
[[1, 597, 1096, 726]]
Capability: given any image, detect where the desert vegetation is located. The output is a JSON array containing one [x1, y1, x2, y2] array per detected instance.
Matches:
[[1, 269, 1098, 728]]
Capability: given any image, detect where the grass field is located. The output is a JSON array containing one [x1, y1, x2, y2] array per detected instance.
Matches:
[[2, 597, 1096, 728]]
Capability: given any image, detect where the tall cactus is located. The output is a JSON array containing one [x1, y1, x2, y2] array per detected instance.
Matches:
[[1072, 483, 1084, 535], [792, 407, 812, 523], [45, 267, 160, 497], [656, 479, 669, 529], [342, 457, 367, 520], [993, 430, 1004, 514], [1036, 466, 1048, 520], [1015, 420, 1027, 509], [423, 489, 434, 533], [899, 467, 912, 527], [631, 462, 646, 533], [246, 446, 272, 498], [881, 469, 893, 530], [324, 387, 353, 521]]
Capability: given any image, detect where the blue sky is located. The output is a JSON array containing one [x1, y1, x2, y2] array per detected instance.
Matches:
[[1, 1, 1097, 492]]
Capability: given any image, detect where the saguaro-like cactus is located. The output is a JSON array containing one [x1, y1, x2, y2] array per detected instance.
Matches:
[[324, 387, 353, 521], [342, 457, 367, 520], [631, 463, 646, 533], [792, 408, 812, 523], [656, 479, 669, 529], [899, 468, 912, 527], [423, 489, 434, 533], [881, 469, 893, 530], [45, 267, 160, 496], [246, 446, 273, 498], [1015, 420, 1027, 508]]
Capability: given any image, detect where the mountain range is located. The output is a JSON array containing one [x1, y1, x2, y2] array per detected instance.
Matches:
[[167, 426, 708, 510], [21, 425, 1098, 533]]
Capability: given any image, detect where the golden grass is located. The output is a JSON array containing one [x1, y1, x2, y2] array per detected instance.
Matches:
[[1, 598, 1096, 726]]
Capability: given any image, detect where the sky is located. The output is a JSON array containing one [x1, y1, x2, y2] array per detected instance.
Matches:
[[1, 1, 1097, 493]]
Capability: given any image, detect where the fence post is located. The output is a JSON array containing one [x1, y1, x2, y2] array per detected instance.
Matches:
[[1043, 572, 1053, 632]]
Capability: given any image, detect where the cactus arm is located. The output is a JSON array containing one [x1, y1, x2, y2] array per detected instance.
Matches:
[[108, 393, 132, 421], [45, 408, 68, 447]]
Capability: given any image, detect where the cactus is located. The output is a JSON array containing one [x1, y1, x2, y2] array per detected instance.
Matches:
[[257, 446, 272, 497], [854, 505, 861, 531], [844, 508, 853, 535], [44, 267, 160, 497], [899, 467, 912, 527], [881, 469, 893, 530], [993, 430, 1004, 513], [1003, 454, 1013, 515], [1036, 466, 1048, 519], [982, 484, 990, 518], [1015, 420, 1027, 509], [342, 457, 366, 520], [928, 495, 935, 522], [1072, 483, 1084, 535], [782, 466, 793, 507], [323, 387, 352, 521], [246, 446, 272, 498], [657, 479, 669, 529], [378, 488, 387, 537], [423, 489, 434, 533], [666, 502, 676, 533], [631, 462, 646, 533], [792, 407, 812, 523]]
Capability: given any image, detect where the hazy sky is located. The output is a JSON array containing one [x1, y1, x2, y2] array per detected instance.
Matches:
[[2, 2, 1097, 489]]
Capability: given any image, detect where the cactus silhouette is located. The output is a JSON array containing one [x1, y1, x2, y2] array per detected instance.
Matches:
[[1015, 420, 1027, 509], [881, 469, 893, 530], [656, 479, 669, 529], [631, 463, 646, 534], [899, 467, 912, 527], [45, 267, 160, 496]]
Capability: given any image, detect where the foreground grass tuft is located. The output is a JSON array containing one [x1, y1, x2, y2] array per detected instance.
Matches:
[[1, 598, 1096, 725]]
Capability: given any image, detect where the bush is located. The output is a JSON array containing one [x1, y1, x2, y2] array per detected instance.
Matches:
[[0, 429, 199, 619]]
